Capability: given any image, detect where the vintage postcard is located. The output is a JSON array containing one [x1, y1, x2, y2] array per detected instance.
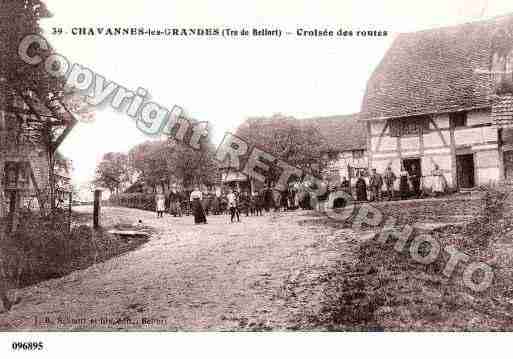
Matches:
[[1, 0, 513, 357]]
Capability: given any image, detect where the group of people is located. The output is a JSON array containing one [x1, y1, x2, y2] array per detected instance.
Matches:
[[154, 164, 448, 224], [154, 185, 305, 225], [353, 164, 447, 202]]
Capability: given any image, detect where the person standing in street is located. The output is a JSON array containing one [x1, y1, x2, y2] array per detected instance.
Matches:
[[211, 189, 221, 215], [369, 169, 383, 202], [432, 164, 447, 197], [168, 186, 183, 217], [409, 164, 421, 199], [227, 188, 240, 223], [383, 166, 397, 201], [190, 186, 207, 224], [356, 174, 368, 202], [340, 176, 350, 194], [399, 165, 410, 200], [155, 191, 166, 218]]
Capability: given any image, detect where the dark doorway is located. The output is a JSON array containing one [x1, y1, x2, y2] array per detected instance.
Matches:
[[402, 158, 422, 198], [456, 154, 475, 189], [504, 151, 513, 180], [402, 158, 422, 176]]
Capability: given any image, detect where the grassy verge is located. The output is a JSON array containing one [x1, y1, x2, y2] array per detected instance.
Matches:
[[0, 210, 153, 290], [293, 186, 513, 330]]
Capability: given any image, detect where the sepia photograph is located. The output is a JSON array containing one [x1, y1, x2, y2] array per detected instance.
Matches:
[[1, 0, 513, 357]]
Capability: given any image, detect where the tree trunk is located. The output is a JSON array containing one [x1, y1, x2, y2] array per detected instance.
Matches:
[[48, 144, 56, 212]]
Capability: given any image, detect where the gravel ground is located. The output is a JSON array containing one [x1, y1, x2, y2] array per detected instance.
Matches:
[[3, 193, 510, 332], [0, 206, 360, 331]]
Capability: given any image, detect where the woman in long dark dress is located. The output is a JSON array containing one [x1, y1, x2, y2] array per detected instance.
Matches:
[[190, 187, 207, 224], [399, 166, 410, 200], [263, 187, 274, 212], [356, 176, 368, 201]]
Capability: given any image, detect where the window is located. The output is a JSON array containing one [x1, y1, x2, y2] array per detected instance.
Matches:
[[450, 112, 467, 128], [352, 150, 364, 159], [388, 116, 429, 137]]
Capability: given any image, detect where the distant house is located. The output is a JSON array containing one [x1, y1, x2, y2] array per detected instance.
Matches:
[[360, 14, 513, 190], [228, 114, 367, 191], [298, 114, 367, 185]]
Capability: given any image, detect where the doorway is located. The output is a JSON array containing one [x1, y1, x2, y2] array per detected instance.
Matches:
[[402, 158, 422, 177], [504, 151, 513, 180], [456, 154, 475, 189]]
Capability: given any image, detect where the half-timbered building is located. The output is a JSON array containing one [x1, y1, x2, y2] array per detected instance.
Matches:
[[0, 90, 76, 217], [298, 114, 367, 185], [360, 14, 513, 191]]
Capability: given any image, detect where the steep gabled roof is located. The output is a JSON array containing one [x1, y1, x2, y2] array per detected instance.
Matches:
[[298, 113, 366, 152], [361, 14, 513, 121]]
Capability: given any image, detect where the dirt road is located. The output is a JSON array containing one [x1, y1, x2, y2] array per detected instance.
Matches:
[[0, 207, 358, 331]]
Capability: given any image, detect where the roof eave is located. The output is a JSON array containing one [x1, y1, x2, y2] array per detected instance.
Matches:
[[358, 104, 492, 122]]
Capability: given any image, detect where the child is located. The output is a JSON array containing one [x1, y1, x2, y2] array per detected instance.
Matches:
[[155, 192, 166, 218]]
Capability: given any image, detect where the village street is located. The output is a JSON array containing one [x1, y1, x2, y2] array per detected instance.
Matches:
[[0, 207, 363, 331]]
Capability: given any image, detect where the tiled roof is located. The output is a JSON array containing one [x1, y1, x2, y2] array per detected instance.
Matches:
[[298, 113, 366, 152], [360, 14, 513, 121], [492, 95, 513, 127]]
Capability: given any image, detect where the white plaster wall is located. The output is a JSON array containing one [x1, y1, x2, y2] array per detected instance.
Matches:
[[401, 136, 420, 150], [454, 127, 482, 145], [378, 136, 397, 151], [478, 167, 500, 186], [430, 115, 449, 129], [370, 121, 387, 135], [482, 126, 499, 142], [454, 126, 498, 145], [423, 130, 451, 148], [475, 150, 500, 168], [425, 154, 452, 172]]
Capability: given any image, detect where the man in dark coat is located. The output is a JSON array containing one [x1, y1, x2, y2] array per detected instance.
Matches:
[[239, 191, 251, 216], [369, 169, 383, 202], [263, 186, 274, 212], [383, 166, 397, 201], [356, 175, 368, 202], [340, 176, 350, 193]]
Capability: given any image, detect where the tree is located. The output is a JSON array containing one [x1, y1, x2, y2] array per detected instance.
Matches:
[[166, 140, 219, 188], [127, 139, 219, 192], [94, 152, 131, 195], [236, 114, 327, 179], [0, 1, 92, 211], [128, 141, 169, 192]]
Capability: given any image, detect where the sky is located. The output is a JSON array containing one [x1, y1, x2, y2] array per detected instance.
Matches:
[[38, 0, 513, 185]]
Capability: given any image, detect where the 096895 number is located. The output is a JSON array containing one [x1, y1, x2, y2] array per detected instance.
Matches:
[[12, 342, 44, 351]]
